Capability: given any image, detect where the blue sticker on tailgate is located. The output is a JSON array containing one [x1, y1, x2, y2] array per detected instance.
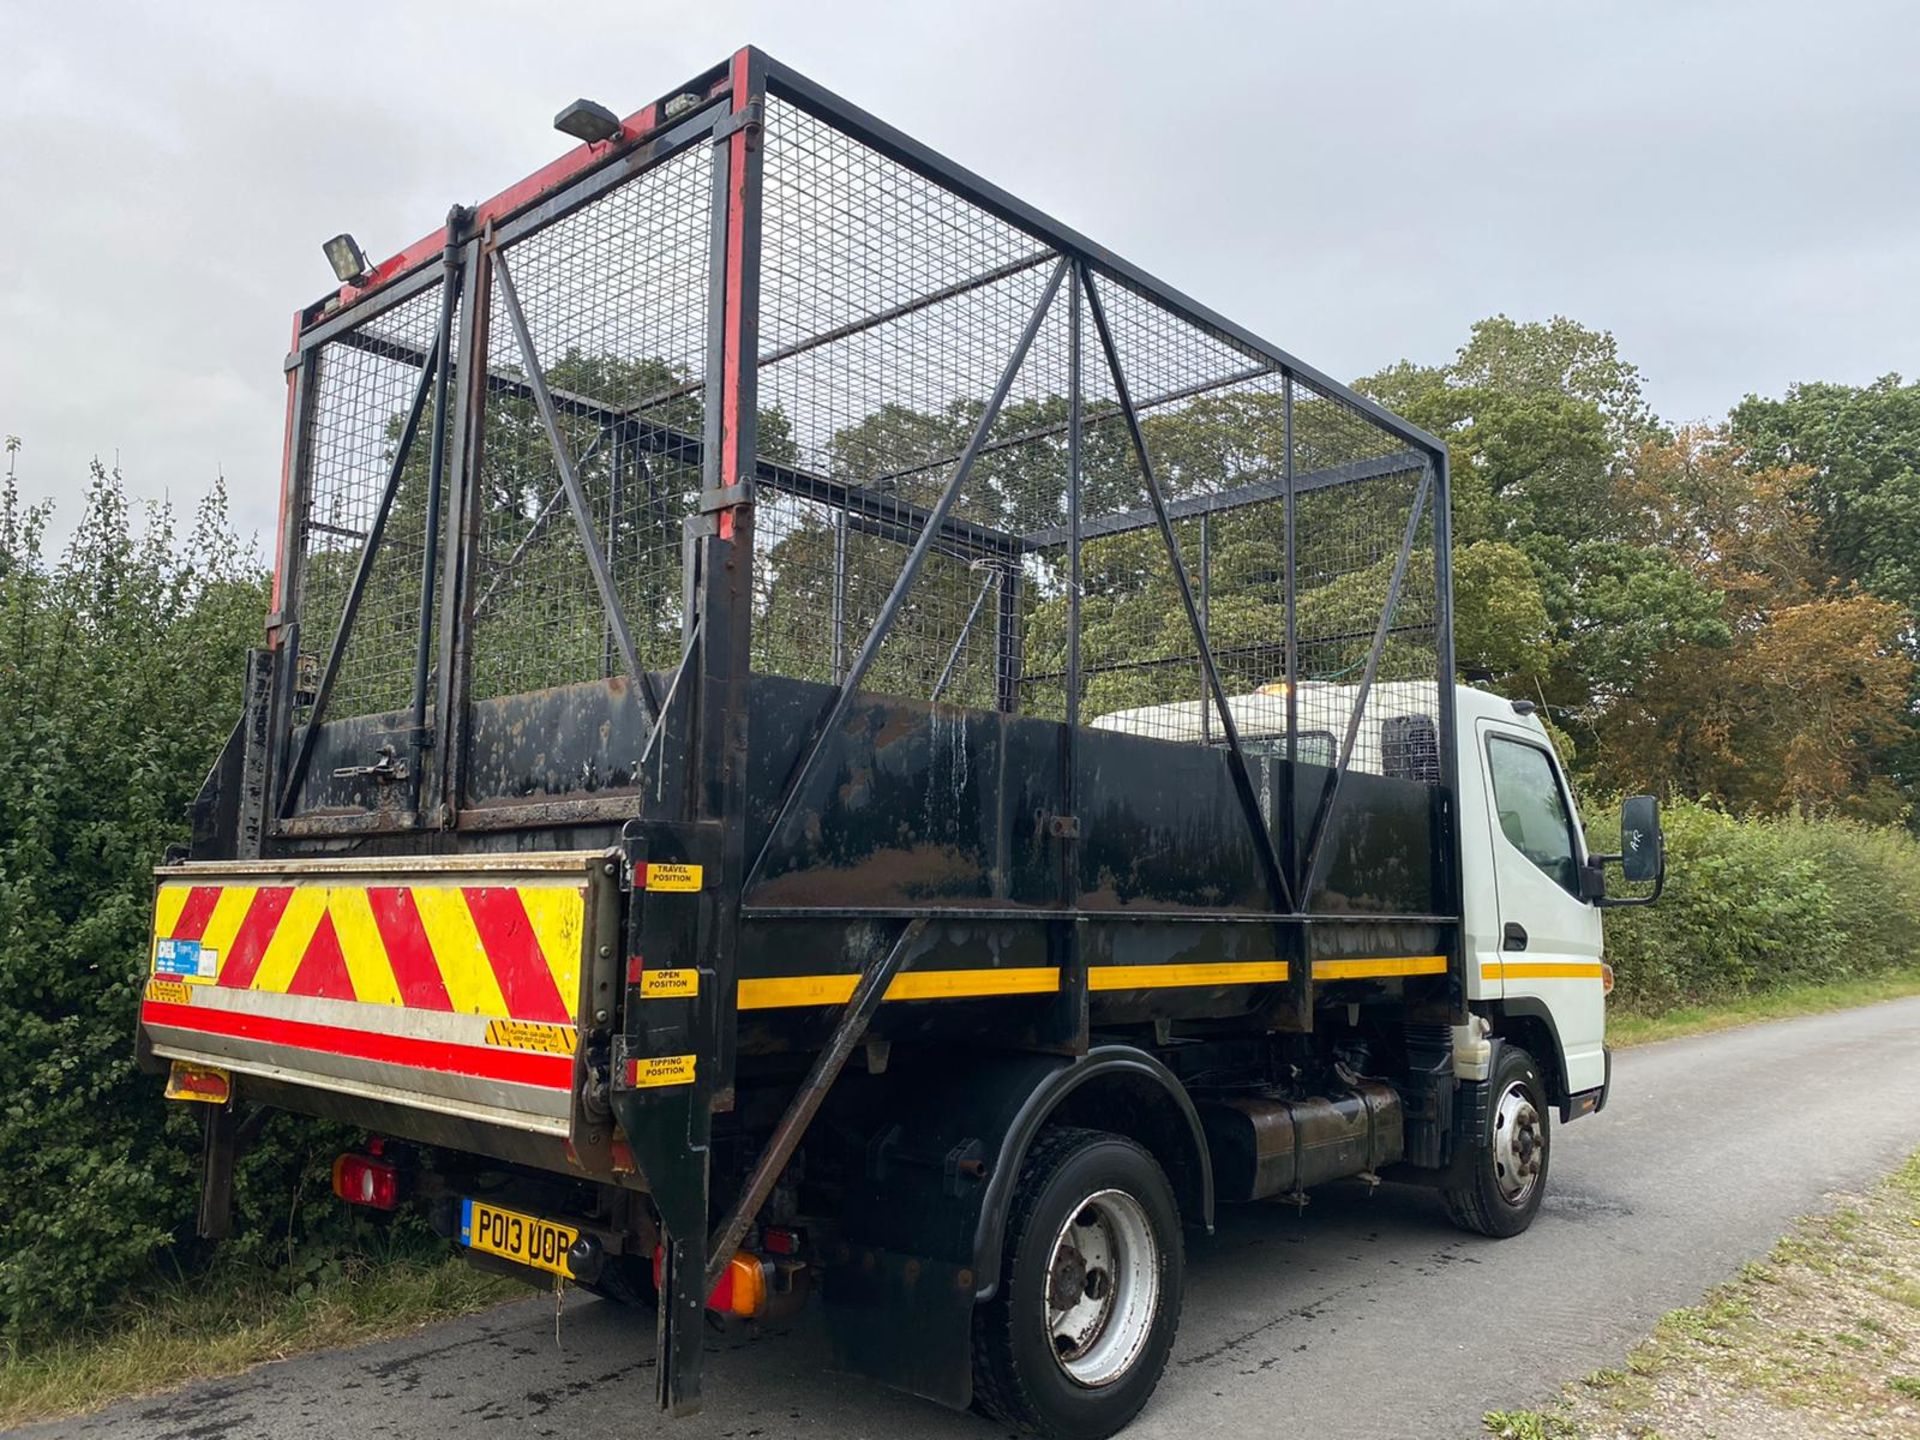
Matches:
[[154, 937, 217, 980]]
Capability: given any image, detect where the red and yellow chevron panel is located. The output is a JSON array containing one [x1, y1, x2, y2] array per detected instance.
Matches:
[[139, 856, 614, 1136], [148, 880, 584, 1022]]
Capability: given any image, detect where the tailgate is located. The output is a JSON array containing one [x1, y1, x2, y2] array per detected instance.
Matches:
[[140, 851, 620, 1139]]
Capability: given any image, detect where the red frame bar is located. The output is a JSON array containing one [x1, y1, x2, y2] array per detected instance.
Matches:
[[716, 47, 757, 536]]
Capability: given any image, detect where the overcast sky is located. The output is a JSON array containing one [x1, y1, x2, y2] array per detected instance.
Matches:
[[3, 0, 1916, 553]]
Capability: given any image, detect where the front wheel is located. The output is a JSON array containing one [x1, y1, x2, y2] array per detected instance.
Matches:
[[1444, 1043, 1551, 1238], [972, 1127, 1183, 1439]]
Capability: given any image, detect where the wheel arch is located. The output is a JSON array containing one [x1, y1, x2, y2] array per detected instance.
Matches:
[[1477, 999, 1571, 1116], [971, 1045, 1213, 1301]]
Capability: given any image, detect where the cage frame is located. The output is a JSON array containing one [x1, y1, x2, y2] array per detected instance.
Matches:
[[259, 42, 1451, 925]]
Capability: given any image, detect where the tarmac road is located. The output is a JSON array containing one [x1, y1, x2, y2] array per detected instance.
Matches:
[[22, 996, 1920, 1440]]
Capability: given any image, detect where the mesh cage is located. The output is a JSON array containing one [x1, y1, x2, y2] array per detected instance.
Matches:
[[745, 90, 1442, 909], [293, 281, 449, 725], [743, 105, 1442, 763], [278, 65, 1445, 890], [469, 139, 714, 701], [751, 97, 1062, 700]]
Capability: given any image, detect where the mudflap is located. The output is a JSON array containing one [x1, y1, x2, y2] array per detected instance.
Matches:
[[821, 1044, 1210, 1410], [819, 1047, 1067, 1410], [611, 820, 726, 1417], [823, 1247, 978, 1409]]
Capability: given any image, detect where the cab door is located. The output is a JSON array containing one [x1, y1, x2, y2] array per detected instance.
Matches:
[[1476, 719, 1607, 1095]]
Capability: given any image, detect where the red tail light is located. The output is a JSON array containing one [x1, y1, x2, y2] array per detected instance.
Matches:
[[652, 1246, 767, 1317], [332, 1152, 400, 1211]]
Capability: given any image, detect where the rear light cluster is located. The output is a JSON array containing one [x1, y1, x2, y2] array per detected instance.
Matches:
[[332, 1147, 400, 1211], [653, 1247, 767, 1318]]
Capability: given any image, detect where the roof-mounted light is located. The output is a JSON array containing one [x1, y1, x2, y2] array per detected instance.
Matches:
[[554, 98, 622, 145], [322, 233, 371, 286]]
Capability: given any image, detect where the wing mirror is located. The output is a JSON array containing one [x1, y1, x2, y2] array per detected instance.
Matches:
[[1620, 795, 1663, 884], [1585, 795, 1666, 907]]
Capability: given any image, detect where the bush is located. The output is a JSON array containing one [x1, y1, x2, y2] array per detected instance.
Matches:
[[0, 468, 418, 1346], [1592, 798, 1920, 1011]]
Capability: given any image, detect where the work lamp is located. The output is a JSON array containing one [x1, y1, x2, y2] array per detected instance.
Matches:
[[554, 98, 622, 144], [322, 233, 370, 285]]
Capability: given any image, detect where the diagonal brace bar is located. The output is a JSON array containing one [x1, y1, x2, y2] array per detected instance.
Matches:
[[1297, 462, 1435, 903], [492, 252, 663, 723], [1081, 264, 1295, 915], [929, 568, 1001, 703], [705, 918, 927, 1291], [745, 258, 1069, 891], [278, 331, 441, 816]]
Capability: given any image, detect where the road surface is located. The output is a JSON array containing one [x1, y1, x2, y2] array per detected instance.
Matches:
[[22, 997, 1920, 1440]]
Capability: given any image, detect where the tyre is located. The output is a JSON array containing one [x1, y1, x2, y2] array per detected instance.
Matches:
[[972, 1127, 1183, 1440], [1444, 1042, 1550, 1238]]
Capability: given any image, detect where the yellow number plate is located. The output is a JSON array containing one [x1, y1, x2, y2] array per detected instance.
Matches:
[[459, 1198, 579, 1279]]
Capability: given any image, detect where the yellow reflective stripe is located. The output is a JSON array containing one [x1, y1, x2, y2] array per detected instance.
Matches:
[[1481, 961, 1605, 982], [739, 975, 854, 1009], [1311, 955, 1448, 981], [888, 967, 1059, 1001], [250, 886, 329, 994], [153, 885, 191, 939], [410, 885, 509, 1017], [518, 884, 586, 1018], [324, 887, 404, 1008], [1089, 961, 1289, 991], [738, 967, 1061, 1010]]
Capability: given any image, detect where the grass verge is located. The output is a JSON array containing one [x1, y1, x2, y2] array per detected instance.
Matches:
[[1607, 970, 1920, 1048], [1485, 1150, 1920, 1440], [0, 1255, 520, 1429]]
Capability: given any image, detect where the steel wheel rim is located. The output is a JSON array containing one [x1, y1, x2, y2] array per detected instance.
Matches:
[[1043, 1187, 1159, 1387], [1492, 1079, 1545, 1206]]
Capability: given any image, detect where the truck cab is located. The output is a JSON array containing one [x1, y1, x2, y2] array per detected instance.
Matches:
[[1459, 687, 1610, 1110]]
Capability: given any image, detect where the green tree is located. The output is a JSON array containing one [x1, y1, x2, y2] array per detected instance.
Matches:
[[1730, 375, 1920, 622]]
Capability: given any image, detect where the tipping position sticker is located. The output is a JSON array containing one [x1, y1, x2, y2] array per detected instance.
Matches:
[[627, 1053, 697, 1088]]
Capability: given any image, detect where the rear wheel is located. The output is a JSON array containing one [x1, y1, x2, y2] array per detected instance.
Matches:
[[972, 1127, 1183, 1439], [1444, 1043, 1550, 1238]]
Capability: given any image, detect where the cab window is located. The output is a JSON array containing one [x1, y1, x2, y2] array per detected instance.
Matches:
[[1486, 735, 1580, 895]]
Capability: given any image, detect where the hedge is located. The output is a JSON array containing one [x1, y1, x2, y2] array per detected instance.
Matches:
[[1594, 800, 1920, 1011], [0, 472, 431, 1347]]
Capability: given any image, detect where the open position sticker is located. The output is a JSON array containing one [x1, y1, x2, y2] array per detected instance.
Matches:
[[640, 967, 699, 998]]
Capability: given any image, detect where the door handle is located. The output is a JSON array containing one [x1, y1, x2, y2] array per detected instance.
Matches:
[[1502, 922, 1528, 952]]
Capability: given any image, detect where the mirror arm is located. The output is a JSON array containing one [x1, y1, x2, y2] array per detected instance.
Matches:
[[1579, 856, 1612, 903], [1593, 855, 1666, 909]]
